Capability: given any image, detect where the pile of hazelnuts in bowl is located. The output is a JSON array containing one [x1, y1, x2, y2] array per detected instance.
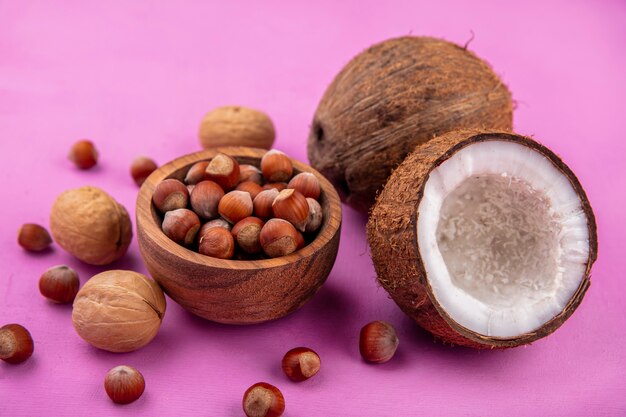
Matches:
[[152, 149, 323, 259], [136, 146, 341, 324]]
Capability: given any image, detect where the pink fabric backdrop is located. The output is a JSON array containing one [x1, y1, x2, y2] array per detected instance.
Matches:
[[1, 1, 624, 416]]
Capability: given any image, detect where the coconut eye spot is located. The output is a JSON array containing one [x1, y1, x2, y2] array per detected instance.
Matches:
[[313, 122, 324, 142], [436, 174, 561, 308], [417, 139, 591, 338]]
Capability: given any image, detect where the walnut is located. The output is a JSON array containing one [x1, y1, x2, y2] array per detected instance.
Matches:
[[72, 270, 166, 352], [198, 106, 275, 149], [50, 186, 132, 265]]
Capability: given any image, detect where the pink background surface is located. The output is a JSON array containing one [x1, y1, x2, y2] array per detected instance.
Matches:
[[1, 1, 625, 416]]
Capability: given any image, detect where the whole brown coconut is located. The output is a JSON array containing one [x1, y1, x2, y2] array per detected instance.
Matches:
[[308, 36, 513, 212], [367, 130, 598, 349], [50, 186, 132, 265]]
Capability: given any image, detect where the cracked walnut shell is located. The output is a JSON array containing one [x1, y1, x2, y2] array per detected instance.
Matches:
[[50, 186, 132, 265], [72, 270, 166, 352]]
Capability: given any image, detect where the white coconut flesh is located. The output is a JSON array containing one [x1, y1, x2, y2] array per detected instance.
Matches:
[[417, 140, 590, 338]]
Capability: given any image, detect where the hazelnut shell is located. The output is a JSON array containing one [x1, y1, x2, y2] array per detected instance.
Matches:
[[218, 190, 253, 224], [18, 223, 52, 252], [205, 153, 240, 191], [232, 217, 265, 254], [152, 179, 189, 213], [239, 164, 263, 185], [50, 186, 132, 265], [236, 181, 263, 200], [272, 189, 309, 232], [253, 189, 279, 220], [262, 182, 288, 192], [359, 320, 399, 363], [281, 347, 321, 382], [162, 209, 201, 246], [72, 270, 166, 352], [260, 218, 299, 258], [39, 265, 80, 303], [304, 198, 323, 233], [184, 161, 210, 185], [104, 365, 146, 404], [198, 227, 235, 259], [130, 156, 158, 186], [243, 382, 285, 417], [68, 139, 98, 169], [0, 324, 34, 364], [287, 172, 321, 200], [261, 150, 293, 183], [190, 180, 225, 220], [199, 218, 232, 236]]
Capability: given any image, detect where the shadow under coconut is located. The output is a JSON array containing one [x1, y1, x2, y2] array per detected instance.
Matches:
[[399, 315, 534, 365], [342, 203, 369, 226]]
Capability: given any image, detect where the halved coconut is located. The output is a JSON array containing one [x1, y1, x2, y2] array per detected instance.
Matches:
[[367, 130, 597, 348]]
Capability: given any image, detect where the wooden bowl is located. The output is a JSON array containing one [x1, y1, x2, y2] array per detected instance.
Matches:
[[136, 147, 342, 324]]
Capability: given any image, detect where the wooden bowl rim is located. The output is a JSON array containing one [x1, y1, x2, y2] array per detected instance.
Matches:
[[136, 146, 342, 271]]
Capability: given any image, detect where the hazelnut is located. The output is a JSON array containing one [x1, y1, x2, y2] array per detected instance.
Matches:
[[104, 365, 145, 404], [261, 150, 293, 183], [0, 324, 34, 364], [262, 182, 288, 192], [190, 181, 225, 220], [39, 265, 80, 303], [260, 219, 299, 258], [72, 270, 166, 352], [205, 153, 240, 191], [295, 230, 305, 250], [17, 223, 52, 251], [287, 172, 321, 200], [253, 189, 279, 220], [236, 181, 263, 200], [152, 179, 189, 213], [130, 156, 158, 186], [272, 189, 309, 232], [218, 190, 253, 224], [199, 106, 275, 150], [239, 164, 263, 185], [187, 184, 196, 194], [232, 217, 265, 254], [162, 209, 201, 246], [304, 198, 323, 233], [242, 382, 285, 417], [198, 227, 235, 259], [50, 186, 132, 265], [281, 347, 321, 382], [359, 321, 399, 364], [68, 139, 98, 169], [184, 161, 210, 185], [199, 218, 232, 236]]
